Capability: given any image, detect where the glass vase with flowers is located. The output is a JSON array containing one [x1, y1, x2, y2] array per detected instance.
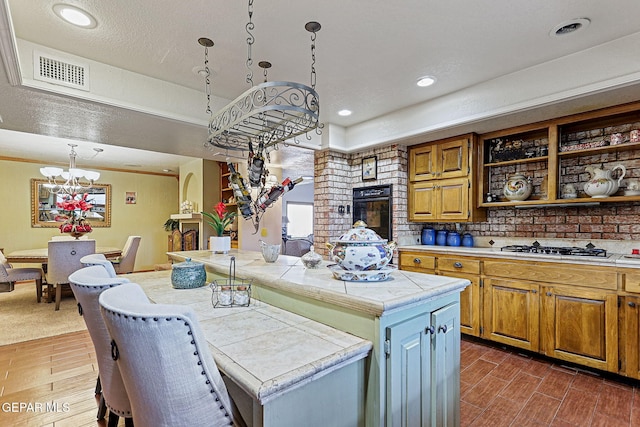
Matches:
[[202, 202, 237, 253], [55, 192, 93, 239]]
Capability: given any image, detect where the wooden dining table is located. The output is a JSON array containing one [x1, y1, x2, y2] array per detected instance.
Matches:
[[5, 247, 122, 264]]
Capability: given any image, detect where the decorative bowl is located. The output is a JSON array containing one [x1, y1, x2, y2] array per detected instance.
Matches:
[[325, 221, 396, 271], [301, 245, 322, 268], [171, 258, 206, 289]]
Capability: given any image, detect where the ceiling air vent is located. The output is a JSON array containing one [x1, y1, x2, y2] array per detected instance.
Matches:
[[33, 51, 90, 91]]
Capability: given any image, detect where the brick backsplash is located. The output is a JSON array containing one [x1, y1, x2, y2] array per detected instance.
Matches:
[[313, 145, 640, 254]]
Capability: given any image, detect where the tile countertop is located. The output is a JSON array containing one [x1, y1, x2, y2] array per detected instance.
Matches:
[[126, 271, 373, 405], [167, 250, 470, 316], [398, 244, 640, 268]]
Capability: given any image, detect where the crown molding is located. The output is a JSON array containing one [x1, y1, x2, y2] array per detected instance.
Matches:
[[0, 0, 21, 86]]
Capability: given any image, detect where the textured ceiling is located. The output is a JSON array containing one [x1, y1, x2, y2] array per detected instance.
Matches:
[[1, 0, 640, 174]]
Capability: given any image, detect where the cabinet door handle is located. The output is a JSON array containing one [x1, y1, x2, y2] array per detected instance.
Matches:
[[438, 325, 448, 333], [546, 292, 552, 296], [531, 289, 537, 294], [414, 258, 421, 264], [453, 262, 463, 268], [426, 325, 435, 334], [629, 301, 637, 308]]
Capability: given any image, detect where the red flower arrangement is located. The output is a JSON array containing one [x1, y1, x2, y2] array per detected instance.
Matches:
[[55, 193, 93, 235], [202, 202, 237, 237]]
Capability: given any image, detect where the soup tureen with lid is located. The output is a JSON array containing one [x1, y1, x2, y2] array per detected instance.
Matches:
[[326, 221, 397, 271]]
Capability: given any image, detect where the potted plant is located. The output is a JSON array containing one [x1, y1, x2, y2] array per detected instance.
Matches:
[[202, 202, 237, 253]]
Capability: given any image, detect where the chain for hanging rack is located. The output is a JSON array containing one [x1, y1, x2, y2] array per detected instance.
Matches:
[[306, 22, 320, 90], [246, 0, 255, 86], [198, 38, 215, 116]]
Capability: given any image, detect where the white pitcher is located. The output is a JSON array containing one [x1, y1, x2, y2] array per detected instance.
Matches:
[[584, 164, 626, 198]]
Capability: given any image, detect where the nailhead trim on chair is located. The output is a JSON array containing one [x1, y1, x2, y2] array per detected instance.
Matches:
[[71, 282, 132, 419], [101, 310, 232, 423]]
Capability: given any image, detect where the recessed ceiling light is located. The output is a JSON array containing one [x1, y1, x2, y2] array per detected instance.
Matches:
[[550, 18, 590, 37], [53, 4, 97, 29], [416, 76, 436, 87], [338, 109, 352, 116]]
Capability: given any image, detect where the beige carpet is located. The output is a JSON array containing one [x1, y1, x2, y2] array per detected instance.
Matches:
[[0, 281, 86, 346]]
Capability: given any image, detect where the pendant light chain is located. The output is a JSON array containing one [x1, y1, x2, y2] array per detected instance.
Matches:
[[245, 0, 255, 87]]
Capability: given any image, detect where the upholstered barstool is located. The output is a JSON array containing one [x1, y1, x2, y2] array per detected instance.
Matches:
[[99, 282, 244, 426], [68, 266, 132, 426]]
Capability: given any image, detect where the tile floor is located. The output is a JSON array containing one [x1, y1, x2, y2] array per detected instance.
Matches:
[[461, 338, 640, 426]]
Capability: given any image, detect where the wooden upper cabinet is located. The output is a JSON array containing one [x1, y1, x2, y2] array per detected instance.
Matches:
[[410, 137, 469, 182], [408, 133, 484, 223]]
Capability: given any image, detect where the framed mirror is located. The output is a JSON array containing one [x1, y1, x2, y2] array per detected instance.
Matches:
[[31, 179, 112, 228]]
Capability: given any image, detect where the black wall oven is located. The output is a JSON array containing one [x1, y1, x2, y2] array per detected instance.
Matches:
[[352, 184, 392, 240]]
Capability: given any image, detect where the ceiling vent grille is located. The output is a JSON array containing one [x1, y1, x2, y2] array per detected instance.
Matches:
[[33, 51, 90, 91]]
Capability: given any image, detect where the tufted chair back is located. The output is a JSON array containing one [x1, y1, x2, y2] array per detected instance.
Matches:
[[99, 282, 240, 427], [68, 266, 131, 425], [80, 253, 118, 278], [47, 240, 96, 310]]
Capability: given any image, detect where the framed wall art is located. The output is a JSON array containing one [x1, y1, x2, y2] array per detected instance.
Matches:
[[362, 156, 377, 180]]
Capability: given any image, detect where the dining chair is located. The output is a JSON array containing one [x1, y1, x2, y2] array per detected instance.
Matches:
[[111, 236, 141, 274], [99, 282, 244, 427], [47, 240, 96, 310], [68, 266, 132, 427], [81, 253, 117, 278], [0, 250, 44, 298]]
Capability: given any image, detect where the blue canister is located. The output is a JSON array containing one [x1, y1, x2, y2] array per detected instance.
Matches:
[[436, 230, 448, 246], [421, 227, 436, 245], [447, 231, 461, 247], [462, 233, 474, 247]]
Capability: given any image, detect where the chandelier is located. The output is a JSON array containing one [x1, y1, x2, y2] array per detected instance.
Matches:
[[197, 0, 321, 233], [39, 144, 101, 195]]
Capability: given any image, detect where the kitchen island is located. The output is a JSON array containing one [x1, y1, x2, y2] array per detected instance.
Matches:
[[167, 249, 470, 427]]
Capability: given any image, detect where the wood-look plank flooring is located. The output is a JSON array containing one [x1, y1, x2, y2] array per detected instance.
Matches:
[[0, 330, 126, 426], [461, 338, 640, 426], [3, 329, 640, 426]]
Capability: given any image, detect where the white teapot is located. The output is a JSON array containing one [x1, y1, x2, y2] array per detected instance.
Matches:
[[584, 164, 626, 198]]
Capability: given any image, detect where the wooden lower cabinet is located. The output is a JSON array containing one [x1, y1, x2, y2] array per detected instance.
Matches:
[[482, 278, 540, 352], [400, 249, 626, 376], [399, 251, 480, 337], [386, 302, 460, 427], [621, 296, 640, 379], [540, 285, 618, 372]]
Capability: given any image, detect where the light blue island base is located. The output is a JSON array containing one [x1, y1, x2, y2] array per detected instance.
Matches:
[[166, 250, 469, 427], [126, 271, 371, 427]]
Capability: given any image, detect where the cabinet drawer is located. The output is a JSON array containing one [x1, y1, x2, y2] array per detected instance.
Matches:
[[625, 271, 640, 293], [484, 260, 617, 290], [437, 257, 480, 275], [399, 253, 436, 271]]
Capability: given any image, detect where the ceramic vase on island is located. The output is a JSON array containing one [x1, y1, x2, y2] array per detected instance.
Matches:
[[209, 236, 231, 253]]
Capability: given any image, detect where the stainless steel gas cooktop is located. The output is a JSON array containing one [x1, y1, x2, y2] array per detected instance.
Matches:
[[500, 241, 607, 257]]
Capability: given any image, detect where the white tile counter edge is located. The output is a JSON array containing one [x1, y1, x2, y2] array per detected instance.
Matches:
[[126, 271, 373, 405], [167, 250, 470, 316]]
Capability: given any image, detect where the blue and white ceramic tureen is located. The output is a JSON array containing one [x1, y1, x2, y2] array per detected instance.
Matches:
[[325, 221, 397, 271]]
